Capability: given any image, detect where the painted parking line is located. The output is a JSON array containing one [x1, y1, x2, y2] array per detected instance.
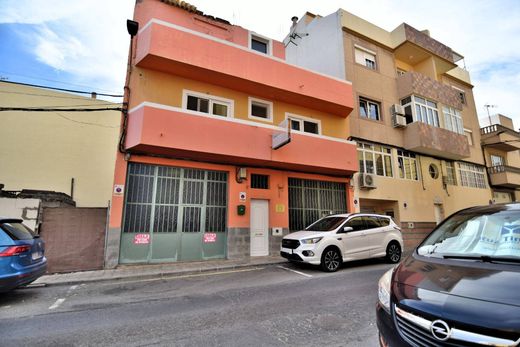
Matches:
[[277, 265, 313, 278], [96, 267, 265, 287], [49, 298, 66, 310]]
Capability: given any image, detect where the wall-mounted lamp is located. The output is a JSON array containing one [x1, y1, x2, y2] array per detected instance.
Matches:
[[127, 20, 139, 37], [236, 167, 247, 183]]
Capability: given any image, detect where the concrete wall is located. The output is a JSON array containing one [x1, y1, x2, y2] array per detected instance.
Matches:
[[0, 197, 40, 230], [285, 11, 345, 80], [0, 83, 120, 207]]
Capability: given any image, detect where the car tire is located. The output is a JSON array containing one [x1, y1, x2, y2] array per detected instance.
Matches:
[[321, 247, 341, 272], [386, 241, 402, 264]]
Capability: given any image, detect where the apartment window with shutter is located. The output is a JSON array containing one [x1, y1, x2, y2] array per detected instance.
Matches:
[[354, 45, 377, 70]]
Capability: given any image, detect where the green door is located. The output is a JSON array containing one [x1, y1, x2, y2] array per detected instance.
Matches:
[[119, 163, 227, 264]]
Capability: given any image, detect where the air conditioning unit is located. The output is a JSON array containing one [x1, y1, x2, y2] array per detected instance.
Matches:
[[360, 173, 377, 189], [391, 104, 405, 116], [392, 114, 407, 128]]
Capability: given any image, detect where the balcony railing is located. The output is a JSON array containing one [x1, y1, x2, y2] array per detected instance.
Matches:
[[481, 124, 520, 151], [487, 165, 520, 188]]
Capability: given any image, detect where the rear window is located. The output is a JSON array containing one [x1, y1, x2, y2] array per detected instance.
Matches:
[[0, 222, 36, 240]]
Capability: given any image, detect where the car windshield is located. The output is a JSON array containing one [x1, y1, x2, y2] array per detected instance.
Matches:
[[0, 222, 36, 240], [417, 209, 520, 260], [306, 217, 347, 232]]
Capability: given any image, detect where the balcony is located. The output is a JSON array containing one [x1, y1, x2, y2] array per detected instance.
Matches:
[[488, 165, 520, 188], [134, 20, 354, 117], [481, 124, 520, 151], [125, 103, 358, 176], [403, 122, 470, 160], [397, 72, 462, 109]]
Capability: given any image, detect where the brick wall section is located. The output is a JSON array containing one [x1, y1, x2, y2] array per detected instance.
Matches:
[[404, 24, 454, 63], [400, 221, 436, 251], [397, 72, 462, 110]]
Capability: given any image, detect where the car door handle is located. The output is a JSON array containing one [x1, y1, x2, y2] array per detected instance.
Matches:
[[337, 238, 342, 241]]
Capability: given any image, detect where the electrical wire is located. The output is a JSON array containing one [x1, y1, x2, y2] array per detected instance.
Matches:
[[0, 90, 107, 101], [55, 112, 120, 129], [2, 103, 122, 109], [0, 107, 124, 112], [0, 80, 123, 98]]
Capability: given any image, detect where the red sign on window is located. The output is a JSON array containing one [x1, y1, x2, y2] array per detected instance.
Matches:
[[203, 233, 217, 243], [134, 233, 150, 244]]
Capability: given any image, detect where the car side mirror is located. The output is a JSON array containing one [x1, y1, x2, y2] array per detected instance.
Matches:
[[340, 226, 353, 233]]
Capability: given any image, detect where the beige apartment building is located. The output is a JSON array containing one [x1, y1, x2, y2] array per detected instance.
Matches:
[[481, 114, 520, 203], [286, 10, 492, 248], [0, 81, 120, 208]]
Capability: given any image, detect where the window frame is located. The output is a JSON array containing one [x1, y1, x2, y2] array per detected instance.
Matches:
[[445, 161, 457, 186], [354, 44, 377, 70], [250, 173, 269, 189], [359, 96, 382, 121], [357, 141, 393, 177], [249, 32, 272, 55], [248, 97, 273, 122], [490, 154, 505, 167], [458, 162, 486, 189], [182, 90, 234, 118], [285, 113, 321, 135], [464, 128, 474, 146], [452, 86, 467, 105], [443, 106, 464, 135], [397, 150, 419, 181], [400, 95, 439, 127]]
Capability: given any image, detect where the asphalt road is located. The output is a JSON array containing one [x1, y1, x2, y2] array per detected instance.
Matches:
[[0, 259, 393, 346]]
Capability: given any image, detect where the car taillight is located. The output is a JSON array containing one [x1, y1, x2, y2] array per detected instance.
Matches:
[[0, 245, 31, 257]]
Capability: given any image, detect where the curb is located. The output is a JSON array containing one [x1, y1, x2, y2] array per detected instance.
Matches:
[[34, 259, 288, 287]]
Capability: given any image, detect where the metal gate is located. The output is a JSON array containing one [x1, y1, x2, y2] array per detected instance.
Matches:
[[120, 163, 227, 263], [288, 178, 347, 231]]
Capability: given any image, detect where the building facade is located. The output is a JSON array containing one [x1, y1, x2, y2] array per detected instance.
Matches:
[[106, 0, 357, 267], [286, 10, 491, 249], [481, 114, 520, 203]]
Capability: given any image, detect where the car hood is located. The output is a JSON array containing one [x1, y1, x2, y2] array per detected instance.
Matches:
[[283, 230, 331, 240], [395, 254, 520, 307], [392, 254, 520, 337]]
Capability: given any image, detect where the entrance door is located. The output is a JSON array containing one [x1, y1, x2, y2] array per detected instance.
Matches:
[[250, 200, 269, 256]]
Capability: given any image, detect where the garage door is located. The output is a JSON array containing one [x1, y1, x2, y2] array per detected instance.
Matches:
[[288, 178, 347, 231], [120, 163, 227, 264]]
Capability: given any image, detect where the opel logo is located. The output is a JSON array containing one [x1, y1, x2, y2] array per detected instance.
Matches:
[[431, 320, 451, 341]]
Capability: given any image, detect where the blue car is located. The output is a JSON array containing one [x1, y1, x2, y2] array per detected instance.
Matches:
[[0, 217, 47, 293]]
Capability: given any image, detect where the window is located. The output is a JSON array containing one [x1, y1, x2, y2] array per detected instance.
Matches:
[[458, 163, 486, 189], [354, 45, 377, 70], [428, 164, 439, 179], [345, 217, 365, 231], [452, 86, 467, 105], [287, 115, 320, 135], [251, 174, 269, 189], [490, 154, 504, 167], [464, 129, 474, 146], [184, 91, 233, 118], [397, 150, 418, 180], [248, 97, 273, 122], [445, 161, 457, 185], [443, 106, 464, 134], [363, 216, 381, 229], [401, 95, 439, 127], [359, 97, 381, 121], [250, 33, 271, 55], [378, 217, 390, 227], [357, 142, 393, 177]]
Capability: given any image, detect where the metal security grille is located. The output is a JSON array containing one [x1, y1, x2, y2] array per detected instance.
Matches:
[[288, 178, 347, 231], [251, 174, 269, 189], [123, 163, 227, 234]]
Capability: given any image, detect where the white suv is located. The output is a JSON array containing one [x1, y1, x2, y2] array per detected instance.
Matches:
[[280, 214, 403, 272]]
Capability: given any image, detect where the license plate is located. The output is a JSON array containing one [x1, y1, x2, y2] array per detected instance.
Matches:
[[281, 247, 292, 254], [32, 251, 43, 260]]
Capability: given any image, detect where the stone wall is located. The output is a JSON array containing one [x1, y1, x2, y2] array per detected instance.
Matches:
[[400, 221, 437, 251]]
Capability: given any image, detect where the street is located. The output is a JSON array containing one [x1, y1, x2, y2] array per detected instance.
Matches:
[[0, 260, 392, 346]]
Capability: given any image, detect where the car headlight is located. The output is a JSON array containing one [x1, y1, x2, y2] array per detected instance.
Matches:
[[301, 237, 322, 244], [378, 268, 394, 313]]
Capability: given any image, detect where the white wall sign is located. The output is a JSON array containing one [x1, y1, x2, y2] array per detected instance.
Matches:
[[239, 192, 247, 202]]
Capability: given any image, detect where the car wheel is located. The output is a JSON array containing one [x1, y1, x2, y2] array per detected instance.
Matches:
[[386, 242, 401, 264], [321, 248, 341, 272]]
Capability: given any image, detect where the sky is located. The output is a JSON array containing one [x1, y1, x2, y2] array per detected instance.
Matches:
[[0, 0, 519, 126]]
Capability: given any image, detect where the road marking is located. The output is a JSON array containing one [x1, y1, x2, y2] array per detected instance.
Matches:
[[277, 265, 313, 278], [97, 267, 265, 286], [49, 298, 66, 310]]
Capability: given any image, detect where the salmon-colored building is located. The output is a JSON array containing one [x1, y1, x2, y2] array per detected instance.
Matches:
[[105, 0, 356, 267]]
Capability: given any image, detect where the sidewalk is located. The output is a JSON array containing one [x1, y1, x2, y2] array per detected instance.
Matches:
[[33, 256, 287, 287]]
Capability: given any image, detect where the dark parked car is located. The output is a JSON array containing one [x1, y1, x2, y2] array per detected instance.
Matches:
[[377, 203, 520, 346], [0, 218, 47, 293]]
